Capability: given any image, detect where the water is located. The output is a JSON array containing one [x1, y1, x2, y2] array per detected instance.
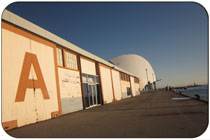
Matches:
[[174, 85, 208, 101]]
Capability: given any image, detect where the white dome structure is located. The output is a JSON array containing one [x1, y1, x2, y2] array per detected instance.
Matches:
[[110, 54, 156, 90]]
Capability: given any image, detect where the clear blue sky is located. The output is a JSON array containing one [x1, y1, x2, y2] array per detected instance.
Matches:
[[5, 2, 208, 88]]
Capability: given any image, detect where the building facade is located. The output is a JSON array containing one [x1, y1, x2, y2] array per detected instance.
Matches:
[[2, 10, 141, 131]]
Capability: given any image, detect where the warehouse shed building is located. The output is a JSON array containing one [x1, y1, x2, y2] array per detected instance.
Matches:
[[2, 10, 141, 131]]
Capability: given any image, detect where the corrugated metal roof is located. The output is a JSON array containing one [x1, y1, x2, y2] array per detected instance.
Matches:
[[2, 10, 138, 77]]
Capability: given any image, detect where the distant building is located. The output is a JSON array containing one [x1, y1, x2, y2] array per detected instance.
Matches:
[[109, 54, 157, 91]]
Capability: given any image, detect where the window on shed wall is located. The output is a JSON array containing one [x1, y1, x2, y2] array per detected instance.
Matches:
[[120, 73, 122, 80], [82, 73, 88, 83], [120, 73, 130, 81], [134, 77, 139, 83], [56, 48, 63, 66], [65, 51, 78, 70]]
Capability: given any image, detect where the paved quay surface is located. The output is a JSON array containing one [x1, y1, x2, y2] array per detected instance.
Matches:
[[6, 90, 208, 138]]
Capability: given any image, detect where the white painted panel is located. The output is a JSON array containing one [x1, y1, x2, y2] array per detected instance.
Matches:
[[58, 68, 83, 114], [31, 40, 59, 122], [100, 66, 113, 103], [16, 89, 37, 126], [135, 83, 140, 95], [111, 70, 122, 101], [120, 80, 131, 99], [80, 58, 96, 75], [130, 77, 136, 96], [2, 29, 36, 126], [2, 29, 59, 127]]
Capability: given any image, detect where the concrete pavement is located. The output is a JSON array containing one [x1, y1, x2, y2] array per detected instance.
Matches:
[[5, 90, 208, 138]]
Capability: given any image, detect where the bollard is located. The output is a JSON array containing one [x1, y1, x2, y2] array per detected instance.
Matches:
[[194, 94, 200, 100]]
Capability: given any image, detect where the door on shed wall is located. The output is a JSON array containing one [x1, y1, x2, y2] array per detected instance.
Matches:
[[111, 70, 122, 101], [82, 73, 102, 108], [2, 28, 58, 127], [130, 76, 136, 96], [99, 65, 114, 103], [30, 40, 57, 122], [2, 28, 36, 126], [30, 65, 44, 123], [88, 84, 98, 106], [83, 84, 101, 108]]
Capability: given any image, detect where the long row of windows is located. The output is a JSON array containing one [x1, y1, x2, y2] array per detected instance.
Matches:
[[56, 47, 78, 70], [56, 47, 139, 84], [120, 72, 130, 82]]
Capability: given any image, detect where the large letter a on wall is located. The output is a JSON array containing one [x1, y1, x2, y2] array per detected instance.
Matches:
[[15, 52, 50, 102]]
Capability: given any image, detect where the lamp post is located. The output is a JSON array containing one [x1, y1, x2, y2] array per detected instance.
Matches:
[[145, 68, 148, 83]]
